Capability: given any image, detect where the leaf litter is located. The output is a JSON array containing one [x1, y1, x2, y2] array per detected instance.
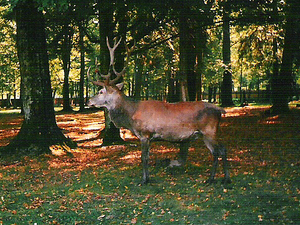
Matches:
[[0, 106, 299, 224]]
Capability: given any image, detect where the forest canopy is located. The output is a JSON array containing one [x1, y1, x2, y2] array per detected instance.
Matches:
[[0, 0, 299, 109]]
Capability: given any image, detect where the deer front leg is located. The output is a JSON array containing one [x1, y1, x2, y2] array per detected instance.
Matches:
[[141, 138, 150, 184]]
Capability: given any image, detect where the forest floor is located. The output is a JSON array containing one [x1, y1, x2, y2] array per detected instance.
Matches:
[[0, 105, 299, 224]]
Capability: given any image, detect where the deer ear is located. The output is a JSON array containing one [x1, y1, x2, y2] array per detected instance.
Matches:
[[116, 83, 124, 91]]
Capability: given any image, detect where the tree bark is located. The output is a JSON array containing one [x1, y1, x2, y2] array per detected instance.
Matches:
[[221, 1, 234, 107], [179, 6, 197, 102], [134, 54, 144, 100], [97, 0, 124, 146], [270, 0, 298, 114], [195, 27, 207, 101], [2, 0, 76, 155], [62, 24, 73, 112], [79, 22, 85, 111]]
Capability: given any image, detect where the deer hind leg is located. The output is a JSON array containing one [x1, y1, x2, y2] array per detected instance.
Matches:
[[203, 135, 231, 184], [178, 141, 190, 165], [141, 138, 150, 184], [168, 141, 190, 168], [219, 144, 231, 184], [203, 136, 219, 183]]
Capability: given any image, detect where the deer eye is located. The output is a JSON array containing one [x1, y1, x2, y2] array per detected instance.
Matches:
[[99, 89, 106, 94]]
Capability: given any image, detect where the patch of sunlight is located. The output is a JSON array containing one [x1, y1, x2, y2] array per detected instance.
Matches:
[[0, 109, 21, 114], [120, 128, 138, 141], [82, 123, 104, 131], [78, 139, 103, 148], [120, 151, 141, 163], [50, 143, 73, 156], [155, 148, 177, 154]]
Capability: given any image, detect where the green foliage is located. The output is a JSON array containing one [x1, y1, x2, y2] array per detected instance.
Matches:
[[230, 24, 284, 92], [0, 5, 19, 100], [1, 0, 299, 104]]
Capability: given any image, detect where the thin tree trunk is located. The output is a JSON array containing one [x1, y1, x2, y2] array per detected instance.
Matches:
[[62, 24, 73, 112], [2, 0, 75, 155], [79, 23, 85, 111], [134, 54, 143, 100], [195, 27, 206, 101]]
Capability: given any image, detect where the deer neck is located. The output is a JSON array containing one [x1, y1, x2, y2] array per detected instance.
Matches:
[[108, 94, 138, 129]]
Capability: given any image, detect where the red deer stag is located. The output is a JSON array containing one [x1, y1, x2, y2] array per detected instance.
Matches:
[[88, 37, 231, 184]]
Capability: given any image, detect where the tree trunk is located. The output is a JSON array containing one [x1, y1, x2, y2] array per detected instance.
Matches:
[[62, 24, 73, 112], [221, 1, 234, 107], [97, 1, 124, 146], [79, 23, 85, 111], [208, 85, 213, 103], [134, 54, 143, 100], [221, 70, 234, 106], [270, 0, 298, 114], [195, 27, 206, 101], [2, 0, 75, 155], [179, 6, 197, 102]]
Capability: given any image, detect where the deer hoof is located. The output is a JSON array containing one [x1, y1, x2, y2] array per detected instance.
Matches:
[[139, 178, 151, 186], [222, 177, 232, 184]]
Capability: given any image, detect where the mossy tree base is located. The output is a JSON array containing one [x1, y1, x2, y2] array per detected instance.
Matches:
[[99, 109, 126, 147], [1, 122, 76, 156], [100, 123, 126, 146]]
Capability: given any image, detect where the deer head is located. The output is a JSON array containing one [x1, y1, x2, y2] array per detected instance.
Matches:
[[88, 37, 133, 109]]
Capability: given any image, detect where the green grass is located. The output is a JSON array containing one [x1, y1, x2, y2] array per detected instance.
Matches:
[[0, 161, 299, 224], [0, 106, 300, 224]]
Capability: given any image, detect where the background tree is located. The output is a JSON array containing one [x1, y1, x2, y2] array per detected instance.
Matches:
[[220, 0, 234, 107], [94, 0, 126, 146], [78, 22, 86, 111], [47, 7, 75, 112], [270, 0, 300, 114], [1, 0, 75, 155]]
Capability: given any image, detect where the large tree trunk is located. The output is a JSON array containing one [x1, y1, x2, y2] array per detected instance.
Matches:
[[179, 6, 197, 102], [270, 0, 298, 114], [221, 1, 234, 107], [2, 0, 75, 155], [97, 0, 124, 146]]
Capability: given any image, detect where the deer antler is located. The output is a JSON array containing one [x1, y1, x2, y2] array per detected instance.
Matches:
[[89, 36, 135, 86], [87, 66, 106, 86], [105, 36, 124, 84]]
